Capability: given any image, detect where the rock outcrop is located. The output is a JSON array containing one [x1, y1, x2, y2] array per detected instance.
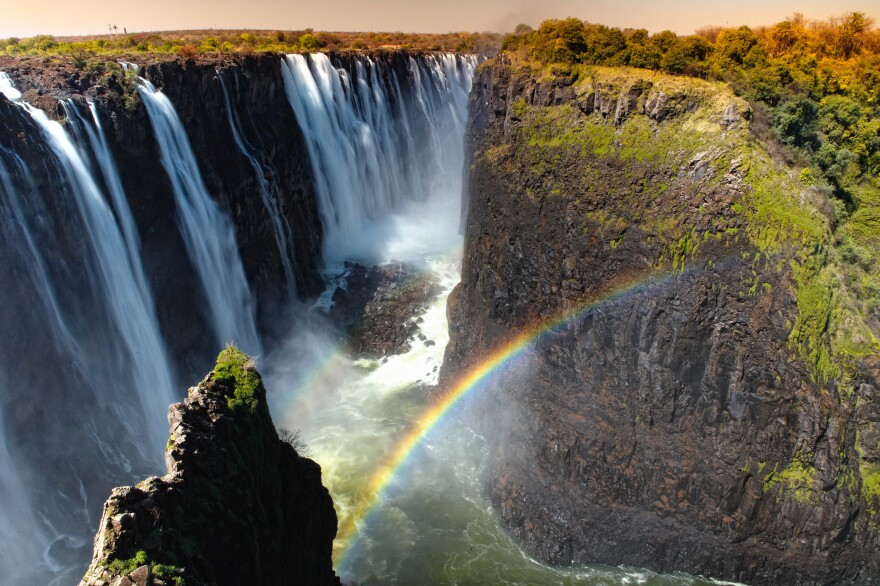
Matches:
[[79, 347, 340, 586], [442, 60, 880, 584], [329, 262, 443, 358]]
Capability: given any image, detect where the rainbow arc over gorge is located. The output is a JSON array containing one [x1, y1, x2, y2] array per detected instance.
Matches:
[[332, 261, 711, 568]]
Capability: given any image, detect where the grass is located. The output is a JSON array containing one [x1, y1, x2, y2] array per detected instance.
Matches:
[[106, 549, 147, 575], [863, 464, 880, 513], [105, 550, 184, 586]]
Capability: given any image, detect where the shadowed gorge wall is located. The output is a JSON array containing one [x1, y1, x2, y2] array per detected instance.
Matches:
[[441, 60, 880, 584]]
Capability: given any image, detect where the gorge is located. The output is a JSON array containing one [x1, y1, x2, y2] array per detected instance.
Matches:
[[0, 34, 878, 586]]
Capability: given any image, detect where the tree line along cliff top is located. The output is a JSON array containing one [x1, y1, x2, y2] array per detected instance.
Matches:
[[0, 29, 502, 58]]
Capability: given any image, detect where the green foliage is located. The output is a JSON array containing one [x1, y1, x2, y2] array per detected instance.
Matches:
[[500, 13, 880, 210], [104, 550, 183, 585], [715, 26, 759, 65], [107, 549, 148, 575], [773, 95, 818, 147], [213, 346, 263, 413], [152, 563, 184, 586], [789, 268, 840, 381], [199, 37, 218, 52], [298, 33, 321, 51], [661, 36, 713, 74]]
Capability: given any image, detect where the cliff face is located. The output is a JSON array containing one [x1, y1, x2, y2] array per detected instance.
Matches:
[[79, 347, 340, 586], [442, 60, 880, 584]]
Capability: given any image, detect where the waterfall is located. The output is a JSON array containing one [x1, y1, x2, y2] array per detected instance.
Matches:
[[280, 53, 476, 266], [217, 69, 298, 298], [0, 87, 178, 583], [19, 102, 176, 442], [0, 71, 22, 101], [138, 79, 262, 355]]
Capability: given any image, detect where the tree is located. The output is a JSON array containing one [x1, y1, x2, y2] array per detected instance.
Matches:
[[837, 12, 873, 59], [651, 30, 678, 53], [583, 24, 627, 63], [661, 35, 712, 74], [715, 26, 759, 64], [299, 33, 321, 51], [773, 95, 819, 147], [629, 43, 662, 69]]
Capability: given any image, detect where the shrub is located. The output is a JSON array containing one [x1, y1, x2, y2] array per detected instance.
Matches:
[[213, 346, 262, 413], [175, 44, 198, 60], [299, 33, 321, 51], [278, 428, 310, 456]]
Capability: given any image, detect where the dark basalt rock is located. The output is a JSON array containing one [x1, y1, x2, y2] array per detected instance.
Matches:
[[441, 61, 880, 584], [79, 348, 340, 586], [329, 262, 443, 358]]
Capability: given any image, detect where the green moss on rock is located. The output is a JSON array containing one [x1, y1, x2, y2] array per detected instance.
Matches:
[[763, 457, 820, 505]]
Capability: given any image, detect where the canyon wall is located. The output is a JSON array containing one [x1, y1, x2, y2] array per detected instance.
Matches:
[[442, 60, 880, 584]]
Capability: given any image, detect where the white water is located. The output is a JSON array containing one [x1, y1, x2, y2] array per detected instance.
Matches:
[[1, 55, 745, 586], [19, 102, 176, 447], [280, 53, 475, 267], [217, 68, 298, 298], [0, 71, 22, 101], [0, 85, 177, 583], [272, 279, 741, 586], [138, 79, 262, 355]]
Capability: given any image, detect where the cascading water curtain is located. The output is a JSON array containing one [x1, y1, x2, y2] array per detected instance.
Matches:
[[217, 68, 298, 299], [138, 79, 262, 355], [0, 82, 177, 585], [280, 53, 476, 265]]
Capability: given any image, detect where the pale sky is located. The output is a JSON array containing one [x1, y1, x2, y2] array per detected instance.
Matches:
[[2, 0, 878, 39]]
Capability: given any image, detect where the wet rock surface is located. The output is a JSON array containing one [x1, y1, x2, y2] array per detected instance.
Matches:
[[441, 61, 880, 584], [329, 262, 443, 358], [79, 348, 340, 586]]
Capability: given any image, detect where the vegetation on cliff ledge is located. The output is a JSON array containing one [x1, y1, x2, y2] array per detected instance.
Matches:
[[214, 345, 264, 413], [502, 16, 880, 331]]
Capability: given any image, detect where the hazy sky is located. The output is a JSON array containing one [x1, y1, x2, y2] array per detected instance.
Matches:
[[2, 0, 878, 39]]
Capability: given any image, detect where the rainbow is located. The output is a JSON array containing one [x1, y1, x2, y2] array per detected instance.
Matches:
[[334, 264, 697, 568]]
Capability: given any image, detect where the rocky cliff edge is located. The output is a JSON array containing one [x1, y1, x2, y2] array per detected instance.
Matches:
[[79, 347, 340, 586]]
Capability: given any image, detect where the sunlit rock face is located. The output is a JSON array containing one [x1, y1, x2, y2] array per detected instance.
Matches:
[[441, 61, 880, 584]]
